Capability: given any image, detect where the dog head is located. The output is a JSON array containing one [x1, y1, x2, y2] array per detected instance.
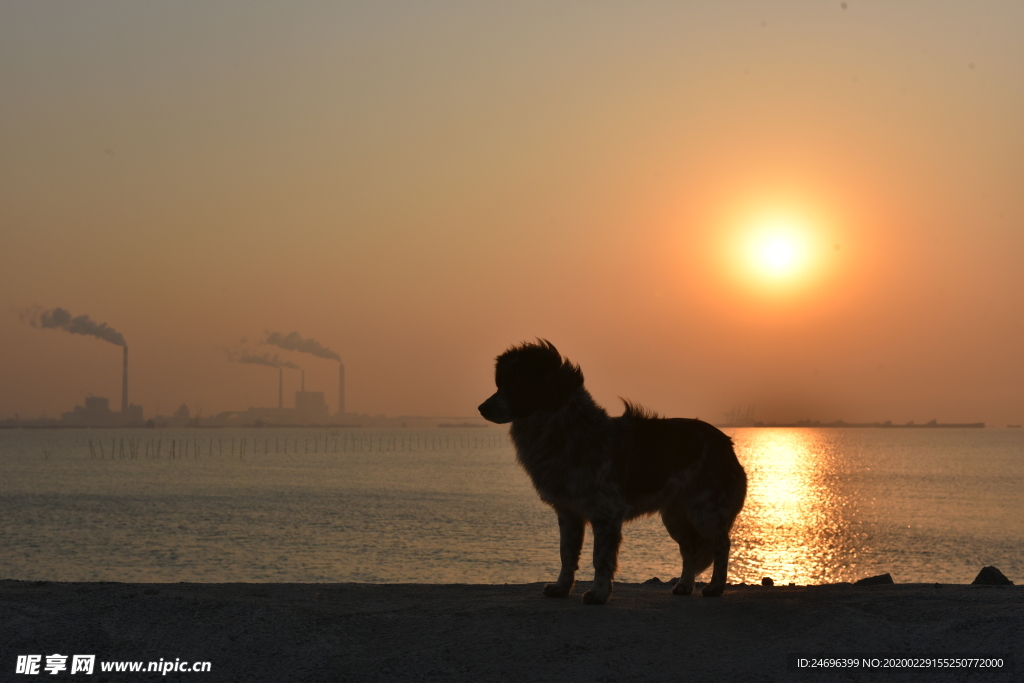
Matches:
[[478, 340, 584, 424]]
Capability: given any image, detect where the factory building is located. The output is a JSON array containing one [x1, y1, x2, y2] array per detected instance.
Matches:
[[61, 396, 144, 427]]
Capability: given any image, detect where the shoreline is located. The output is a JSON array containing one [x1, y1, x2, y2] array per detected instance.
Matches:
[[4, 580, 1020, 682]]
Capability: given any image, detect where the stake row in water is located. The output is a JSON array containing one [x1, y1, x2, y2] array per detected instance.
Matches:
[[83, 432, 508, 458]]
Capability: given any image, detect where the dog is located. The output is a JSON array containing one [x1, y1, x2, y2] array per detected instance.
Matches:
[[478, 340, 746, 604]]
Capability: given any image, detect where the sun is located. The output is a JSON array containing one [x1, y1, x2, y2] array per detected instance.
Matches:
[[704, 198, 834, 301], [744, 219, 811, 283], [750, 227, 806, 278]]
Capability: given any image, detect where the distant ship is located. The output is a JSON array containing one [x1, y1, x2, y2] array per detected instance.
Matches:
[[718, 415, 986, 429]]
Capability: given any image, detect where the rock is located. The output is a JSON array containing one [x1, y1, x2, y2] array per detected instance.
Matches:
[[855, 573, 894, 586], [667, 577, 679, 586], [972, 566, 1013, 586], [643, 577, 663, 585], [761, 577, 774, 587]]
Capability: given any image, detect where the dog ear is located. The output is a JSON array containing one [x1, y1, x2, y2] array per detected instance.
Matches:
[[556, 359, 584, 398], [532, 358, 583, 412], [494, 341, 583, 418]]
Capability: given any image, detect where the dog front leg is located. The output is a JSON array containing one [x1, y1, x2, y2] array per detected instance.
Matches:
[[583, 518, 622, 605], [544, 510, 585, 598]]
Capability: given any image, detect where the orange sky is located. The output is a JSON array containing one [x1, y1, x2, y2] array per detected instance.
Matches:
[[2, 1, 1022, 424]]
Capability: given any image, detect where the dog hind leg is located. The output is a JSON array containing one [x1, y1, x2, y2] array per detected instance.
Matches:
[[583, 518, 622, 605], [662, 512, 714, 596], [544, 510, 585, 598], [677, 479, 743, 597], [684, 506, 734, 597], [701, 535, 731, 597], [677, 541, 715, 596]]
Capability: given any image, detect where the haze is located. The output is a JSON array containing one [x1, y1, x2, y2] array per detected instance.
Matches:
[[2, 1, 1022, 425]]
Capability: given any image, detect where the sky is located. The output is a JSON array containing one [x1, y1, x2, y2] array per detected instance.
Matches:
[[2, 0, 1022, 425]]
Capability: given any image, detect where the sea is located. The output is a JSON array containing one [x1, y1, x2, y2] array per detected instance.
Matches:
[[1, 426, 1021, 586]]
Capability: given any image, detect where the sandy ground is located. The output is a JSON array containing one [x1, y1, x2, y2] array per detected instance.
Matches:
[[2, 580, 1020, 682]]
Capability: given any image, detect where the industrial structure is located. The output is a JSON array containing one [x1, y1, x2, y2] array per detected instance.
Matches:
[[57, 343, 143, 426], [61, 396, 143, 427], [338, 361, 345, 417], [21, 312, 355, 426], [121, 346, 129, 414]]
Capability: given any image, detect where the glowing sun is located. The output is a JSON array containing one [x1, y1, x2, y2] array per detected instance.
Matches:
[[746, 221, 810, 281]]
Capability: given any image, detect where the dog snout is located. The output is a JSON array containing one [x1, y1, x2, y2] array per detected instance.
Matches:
[[479, 393, 512, 424]]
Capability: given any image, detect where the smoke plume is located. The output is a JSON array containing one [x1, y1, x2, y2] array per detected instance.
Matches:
[[24, 306, 126, 347], [263, 331, 341, 362], [229, 351, 300, 370]]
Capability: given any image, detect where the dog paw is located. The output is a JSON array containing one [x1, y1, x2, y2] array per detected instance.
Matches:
[[701, 582, 725, 597], [672, 581, 694, 596], [582, 590, 609, 605], [543, 582, 572, 598]]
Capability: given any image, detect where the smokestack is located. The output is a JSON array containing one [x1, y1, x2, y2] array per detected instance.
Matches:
[[121, 346, 129, 414], [338, 362, 345, 416], [278, 367, 283, 409], [301, 369, 305, 392]]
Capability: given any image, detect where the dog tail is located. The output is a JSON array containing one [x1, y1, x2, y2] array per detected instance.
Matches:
[[620, 399, 659, 420]]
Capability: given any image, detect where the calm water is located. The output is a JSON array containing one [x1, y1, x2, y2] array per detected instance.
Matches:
[[1, 427, 1021, 585]]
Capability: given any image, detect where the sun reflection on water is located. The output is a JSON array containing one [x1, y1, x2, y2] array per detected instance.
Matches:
[[728, 429, 864, 586]]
